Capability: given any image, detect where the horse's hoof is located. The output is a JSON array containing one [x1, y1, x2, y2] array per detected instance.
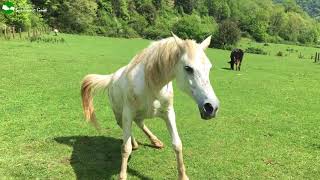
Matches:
[[152, 139, 164, 149], [179, 175, 189, 180], [119, 173, 127, 180]]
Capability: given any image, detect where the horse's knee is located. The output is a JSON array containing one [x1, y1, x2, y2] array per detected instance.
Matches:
[[122, 140, 132, 158], [172, 142, 182, 153]]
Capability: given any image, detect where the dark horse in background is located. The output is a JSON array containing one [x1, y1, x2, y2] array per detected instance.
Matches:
[[228, 49, 244, 71]]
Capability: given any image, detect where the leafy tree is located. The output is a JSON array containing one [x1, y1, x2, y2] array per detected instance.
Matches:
[[3, 0, 33, 30], [112, 0, 129, 20], [268, 5, 287, 36], [152, 0, 162, 10], [172, 15, 217, 43], [213, 19, 241, 49], [279, 12, 304, 42], [207, 0, 230, 22], [175, 0, 194, 14], [44, 0, 97, 33], [138, 2, 157, 24]]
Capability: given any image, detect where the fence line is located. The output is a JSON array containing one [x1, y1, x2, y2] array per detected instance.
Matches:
[[0, 26, 50, 40]]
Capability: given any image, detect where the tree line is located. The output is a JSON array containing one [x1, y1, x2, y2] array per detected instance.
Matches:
[[1, 0, 319, 48]]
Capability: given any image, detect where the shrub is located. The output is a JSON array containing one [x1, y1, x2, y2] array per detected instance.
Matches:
[[143, 23, 170, 40], [128, 14, 148, 36], [213, 19, 241, 49], [172, 15, 201, 40], [30, 36, 65, 43], [276, 51, 284, 56], [119, 25, 140, 38], [172, 15, 217, 43], [138, 2, 157, 24], [245, 47, 267, 55]]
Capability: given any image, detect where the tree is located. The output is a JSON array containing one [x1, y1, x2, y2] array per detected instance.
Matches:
[[207, 0, 230, 22], [172, 15, 217, 43], [213, 19, 241, 49], [138, 2, 157, 24], [175, 0, 194, 14], [112, 0, 129, 20], [152, 0, 162, 10], [268, 5, 287, 36]]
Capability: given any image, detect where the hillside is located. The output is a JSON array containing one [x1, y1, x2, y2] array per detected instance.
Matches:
[[274, 0, 320, 20], [1, 0, 320, 46], [296, 0, 320, 20]]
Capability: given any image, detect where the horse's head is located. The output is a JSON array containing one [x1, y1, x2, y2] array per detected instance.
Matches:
[[172, 33, 219, 120]]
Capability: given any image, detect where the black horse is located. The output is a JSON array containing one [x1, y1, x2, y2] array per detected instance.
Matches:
[[228, 49, 244, 71]]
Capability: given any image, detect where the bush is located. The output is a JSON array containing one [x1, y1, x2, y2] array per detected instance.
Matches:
[[213, 19, 241, 49], [143, 22, 170, 40], [172, 15, 217, 43], [128, 14, 148, 36], [138, 2, 157, 24], [30, 36, 65, 43], [245, 47, 267, 55], [119, 25, 140, 38], [172, 15, 201, 40], [276, 51, 284, 56]]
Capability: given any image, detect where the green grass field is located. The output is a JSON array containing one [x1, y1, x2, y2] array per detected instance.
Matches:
[[1, 35, 320, 179]]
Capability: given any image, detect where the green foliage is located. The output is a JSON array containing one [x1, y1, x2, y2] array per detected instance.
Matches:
[[276, 51, 284, 56], [3, 0, 32, 30], [112, 0, 129, 20], [128, 14, 148, 36], [137, 2, 157, 24], [245, 47, 268, 55], [172, 15, 217, 43], [174, 0, 194, 14], [295, 0, 320, 20], [213, 19, 241, 49], [30, 36, 65, 43], [1, 0, 320, 45], [143, 23, 170, 39], [207, 0, 230, 22]]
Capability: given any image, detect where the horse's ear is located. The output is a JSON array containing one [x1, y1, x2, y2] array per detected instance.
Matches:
[[200, 35, 212, 50], [171, 32, 184, 51]]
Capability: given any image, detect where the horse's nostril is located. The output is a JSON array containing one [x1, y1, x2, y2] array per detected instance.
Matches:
[[203, 103, 214, 114]]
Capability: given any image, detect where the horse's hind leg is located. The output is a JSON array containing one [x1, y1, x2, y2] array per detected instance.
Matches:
[[115, 113, 138, 150], [119, 106, 133, 180], [136, 120, 164, 149]]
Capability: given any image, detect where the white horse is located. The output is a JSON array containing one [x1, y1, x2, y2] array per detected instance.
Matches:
[[81, 33, 219, 180]]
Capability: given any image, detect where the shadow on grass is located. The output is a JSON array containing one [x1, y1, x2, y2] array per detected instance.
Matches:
[[221, 67, 232, 71], [54, 136, 151, 180]]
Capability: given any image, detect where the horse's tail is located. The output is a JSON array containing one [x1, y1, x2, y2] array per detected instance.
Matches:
[[81, 74, 112, 129]]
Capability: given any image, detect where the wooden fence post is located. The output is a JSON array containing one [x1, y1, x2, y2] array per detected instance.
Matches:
[[4, 26, 7, 39], [12, 26, 15, 39], [19, 28, 22, 39]]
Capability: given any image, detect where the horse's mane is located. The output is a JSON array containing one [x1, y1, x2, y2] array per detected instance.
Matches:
[[127, 37, 196, 91]]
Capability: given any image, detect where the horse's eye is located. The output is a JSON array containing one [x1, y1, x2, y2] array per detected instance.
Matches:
[[184, 66, 194, 74]]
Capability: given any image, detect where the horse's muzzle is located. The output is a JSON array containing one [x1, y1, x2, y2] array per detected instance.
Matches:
[[199, 102, 219, 120]]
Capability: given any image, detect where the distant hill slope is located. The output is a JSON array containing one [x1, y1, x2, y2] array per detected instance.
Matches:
[[274, 0, 320, 20], [296, 0, 320, 20]]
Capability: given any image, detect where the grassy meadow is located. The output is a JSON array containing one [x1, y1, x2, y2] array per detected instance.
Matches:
[[0, 34, 320, 179]]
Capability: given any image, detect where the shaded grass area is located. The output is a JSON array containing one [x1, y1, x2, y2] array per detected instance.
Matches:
[[0, 35, 320, 179]]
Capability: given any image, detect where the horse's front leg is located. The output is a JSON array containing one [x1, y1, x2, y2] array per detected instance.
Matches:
[[119, 106, 134, 180], [163, 107, 189, 180]]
